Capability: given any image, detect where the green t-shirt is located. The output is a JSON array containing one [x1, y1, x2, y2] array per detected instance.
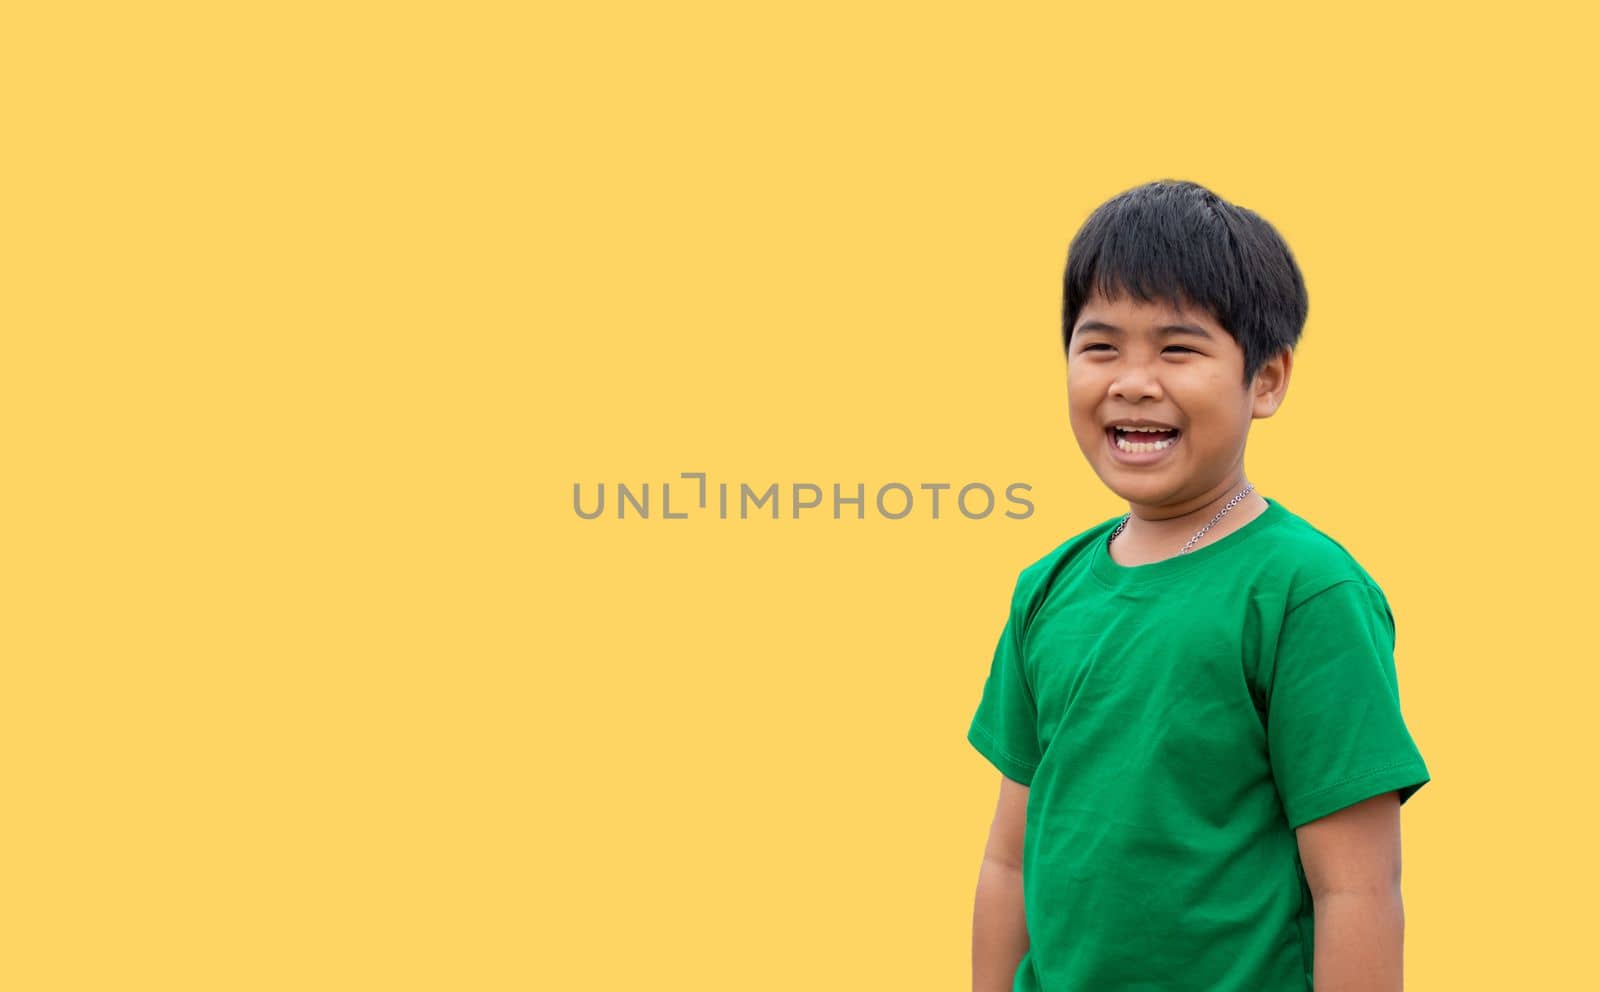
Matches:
[[967, 496, 1430, 991]]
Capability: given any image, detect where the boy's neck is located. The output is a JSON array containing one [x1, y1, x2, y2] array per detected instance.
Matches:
[[1112, 482, 1268, 565]]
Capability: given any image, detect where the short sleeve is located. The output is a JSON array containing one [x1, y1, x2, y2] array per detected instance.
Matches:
[[1267, 579, 1431, 829], [966, 585, 1042, 786]]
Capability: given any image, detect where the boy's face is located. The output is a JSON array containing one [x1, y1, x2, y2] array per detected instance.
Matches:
[[1066, 290, 1289, 514]]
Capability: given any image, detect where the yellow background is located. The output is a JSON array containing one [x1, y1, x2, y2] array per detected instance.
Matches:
[[5, 2, 1594, 988]]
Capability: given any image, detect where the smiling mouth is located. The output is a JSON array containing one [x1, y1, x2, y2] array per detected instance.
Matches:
[[1106, 426, 1182, 453]]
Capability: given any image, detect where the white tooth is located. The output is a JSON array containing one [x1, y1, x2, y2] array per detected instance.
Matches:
[[1115, 433, 1179, 453]]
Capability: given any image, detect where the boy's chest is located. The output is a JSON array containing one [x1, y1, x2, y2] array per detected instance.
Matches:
[[1022, 581, 1275, 756]]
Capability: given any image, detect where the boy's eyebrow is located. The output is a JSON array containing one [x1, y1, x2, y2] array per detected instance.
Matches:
[[1074, 320, 1214, 340]]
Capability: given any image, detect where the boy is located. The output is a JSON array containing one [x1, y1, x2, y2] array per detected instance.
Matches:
[[968, 179, 1430, 991]]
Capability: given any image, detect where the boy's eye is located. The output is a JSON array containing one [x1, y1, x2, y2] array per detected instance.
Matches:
[[1165, 346, 1197, 354]]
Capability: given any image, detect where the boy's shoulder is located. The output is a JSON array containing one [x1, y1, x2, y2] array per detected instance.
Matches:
[[1262, 500, 1390, 605], [1016, 511, 1121, 575], [1001, 511, 1122, 611]]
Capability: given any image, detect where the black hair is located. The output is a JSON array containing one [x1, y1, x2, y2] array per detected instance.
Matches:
[[1062, 179, 1308, 385]]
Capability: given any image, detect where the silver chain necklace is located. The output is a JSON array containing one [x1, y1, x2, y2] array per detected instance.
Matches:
[[1108, 483, 1257, 556]]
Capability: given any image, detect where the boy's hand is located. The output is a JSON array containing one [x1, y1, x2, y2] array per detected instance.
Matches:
[[1296, 791, 1405, 991]]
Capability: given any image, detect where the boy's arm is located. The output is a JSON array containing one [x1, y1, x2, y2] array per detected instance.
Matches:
[[973, 774, 1029, 992], [1296, 790, 1406, 991]]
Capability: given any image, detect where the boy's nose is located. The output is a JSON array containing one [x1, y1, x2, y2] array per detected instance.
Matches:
[[1110, 368, 1163, 402]]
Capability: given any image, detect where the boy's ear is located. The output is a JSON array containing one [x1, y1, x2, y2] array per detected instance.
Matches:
[[1250, 347, 1292, 419]]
